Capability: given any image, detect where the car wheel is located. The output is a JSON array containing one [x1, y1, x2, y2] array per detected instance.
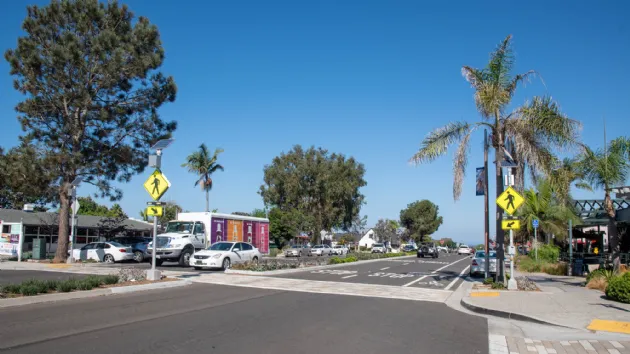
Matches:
[[133, 251, 144, 263], [252, 256, 259, 265], [222, 257, 231, 270], [179, 248, 192, 267], [417, 254, 421, 258], [103, 254, 115, 263]]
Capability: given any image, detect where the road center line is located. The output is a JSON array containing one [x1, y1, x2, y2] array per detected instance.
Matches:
[[444, 265, 470, 291], [342, 275, 358, 279], [380, 267, 390, 270], [402, 256, 471, 287]]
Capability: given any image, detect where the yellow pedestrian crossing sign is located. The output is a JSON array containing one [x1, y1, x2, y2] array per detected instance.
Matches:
[[143, 170, 171, 201], [496, 186, 524, 215], [502, 219, 521, 230], [146, 205, 163, 217]]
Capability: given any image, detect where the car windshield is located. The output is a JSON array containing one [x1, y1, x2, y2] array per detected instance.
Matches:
[[373, 243, 383, 247], [166, 221, 194, 233], [108, 241, 125, 247], [459, 245, 468, 248], [475, 251, 497, 258], [334, 245, 342, 248], [208, 242, 234, 251]]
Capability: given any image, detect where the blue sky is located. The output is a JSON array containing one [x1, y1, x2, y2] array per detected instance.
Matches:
[[1, 0, 629, 245]]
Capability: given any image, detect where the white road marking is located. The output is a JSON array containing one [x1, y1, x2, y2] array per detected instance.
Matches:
[[342, 275, 357, 279], [380, 267, 390, 270], [444, 265, 470, 291], [402, 256, 471, 287], [403, 263, 411, 266]]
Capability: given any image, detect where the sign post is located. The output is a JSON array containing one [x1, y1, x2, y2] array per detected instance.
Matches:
[[497, 185, 525, 290], [532, 219, 539, 261]]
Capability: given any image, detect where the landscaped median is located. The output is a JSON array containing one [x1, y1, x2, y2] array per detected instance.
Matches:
[[0, 268, 191, 308], [227, 252, 415, 275]]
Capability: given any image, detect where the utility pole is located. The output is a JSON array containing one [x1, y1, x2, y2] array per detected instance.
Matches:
[[484, 130, 490, 278]]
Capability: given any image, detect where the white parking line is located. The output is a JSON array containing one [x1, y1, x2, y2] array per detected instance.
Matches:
[[342, 275, 358, 279], [402, 256, 471, 287], [380, 267, 390, 270], [444, 265, 470, 291]]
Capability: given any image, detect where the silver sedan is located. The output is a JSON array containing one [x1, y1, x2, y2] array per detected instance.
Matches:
[[469, 250, 511, 277]]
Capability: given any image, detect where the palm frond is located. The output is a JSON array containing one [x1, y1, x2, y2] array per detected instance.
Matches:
[[574, 182, 593, 192], [461, 66, 486, 89], [409, 122, 472, 165], [452, 127, 477, 200], [518, 96, 582, 150], [505, 70, 539, 97], [487, 34, 514, 89]]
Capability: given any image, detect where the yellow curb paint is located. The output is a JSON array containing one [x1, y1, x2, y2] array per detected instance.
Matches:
[[470, 292, 499, 297], [587, 319, 630, 334], [47, 264, 71, 269]]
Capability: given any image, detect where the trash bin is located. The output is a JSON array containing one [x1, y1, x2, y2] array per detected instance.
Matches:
[[32, 238, 46, 260], [572, 258, 584, 277]]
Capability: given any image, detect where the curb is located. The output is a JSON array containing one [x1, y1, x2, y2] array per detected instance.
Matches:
[[460, 296, 573, 329], [0, 279, 192, 309], [225, 255, 416, 276]]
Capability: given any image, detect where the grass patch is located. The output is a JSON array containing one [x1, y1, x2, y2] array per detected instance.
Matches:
[[517, 255, 567, 276], [1, 275, 120, 297]]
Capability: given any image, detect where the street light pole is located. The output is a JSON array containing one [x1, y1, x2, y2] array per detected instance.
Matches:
[[66, 177, 82, 264], [149, 148, 163, 281], [484, 130, 490, 278]]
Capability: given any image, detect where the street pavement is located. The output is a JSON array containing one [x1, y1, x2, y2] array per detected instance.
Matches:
[[0, 282, 489, 354], [273, 252, 472, 291], [0, 270, 91, 285]]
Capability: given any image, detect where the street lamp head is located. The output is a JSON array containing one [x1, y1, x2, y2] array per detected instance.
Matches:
[[151, 139, 174, 151], [71, 176, 83, 187]]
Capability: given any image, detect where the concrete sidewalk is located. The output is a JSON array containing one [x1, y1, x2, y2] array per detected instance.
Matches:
[[462, 273, 630, 334]]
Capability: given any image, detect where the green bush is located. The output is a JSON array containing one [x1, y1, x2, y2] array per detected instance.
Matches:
[[605, 272, 630, 304], [491, 282, 505, 290], [536, 245, 560, 263], [542, 262, 567, 276], [44, 279, 59, 291], [21, 279, 49, 294], [102, 275, 119, 285], [2, 284, 22, 294], [75, 280, 94, 291], [84, 275, 105, 288], [56, 281, 75, 293], [20, 284, 39, 296], [483, 277, 494, 285], [586, 269, 606, 283]]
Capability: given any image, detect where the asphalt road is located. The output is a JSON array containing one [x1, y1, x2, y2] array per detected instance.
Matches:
[[0, 270, 91, 285], [0, 283, 488, 354], [274, 253, 473, 290]]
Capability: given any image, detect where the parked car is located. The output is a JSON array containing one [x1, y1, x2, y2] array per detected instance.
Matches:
[[457, 245, 472, 255], [371, 243, 387, 254], [470, 250, 511, 277], [332, 245, 348, 255], [417, 242, 439, 258], [191, 241, 261, 270], [402, 244, 416, 252], [72, 241, 134, 263], [437, 246, 448, 253], [284, 245, 306, 257], [114, 236, 152, 263], [310, 244, 333, 256]]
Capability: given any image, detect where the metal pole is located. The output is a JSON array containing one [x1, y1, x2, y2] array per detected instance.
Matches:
[[568, 219, 573, 276], [151, 215, 158, 273], [67, 187, 77, 263], [508, 228, 517, 290], [534, 227, 538, 261], [484, 130, 490, 278]]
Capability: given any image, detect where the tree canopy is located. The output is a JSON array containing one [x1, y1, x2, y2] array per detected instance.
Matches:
[[5, 0, 177, 261], [373, 219, 400, 244], [77, 196, 128, 218], [260, 145, 366, 242], [182, 144, 224, 212], [268, 207, 313, 248], [399, 200, 443, 243]]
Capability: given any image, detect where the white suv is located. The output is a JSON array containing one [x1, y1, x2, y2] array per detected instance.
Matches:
[[457, 245, 472, 255], [371, 243, 387, 254]]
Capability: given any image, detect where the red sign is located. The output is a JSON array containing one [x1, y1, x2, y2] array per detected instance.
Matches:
[[439, 240, 445, 245]]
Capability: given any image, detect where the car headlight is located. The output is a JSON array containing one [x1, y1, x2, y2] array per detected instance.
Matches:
[[212, 254, 222, 258]]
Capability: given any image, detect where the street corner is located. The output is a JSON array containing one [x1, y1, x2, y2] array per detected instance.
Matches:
[[587, 319, 630, 335]]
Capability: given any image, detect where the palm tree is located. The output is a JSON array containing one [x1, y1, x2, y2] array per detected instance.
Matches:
[[548, 157, 592, 207], [409, 35, 581, 278], [579, 137, 629, 269], [182, 144, 224, 212], [518, 178, 581, 244]]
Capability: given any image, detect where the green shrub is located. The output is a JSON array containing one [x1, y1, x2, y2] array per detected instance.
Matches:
[[19, 284, 39, 296], [542, 262, 567, 276], [56, 281, 75, 293], [44, 279, 59, 291], [345, 256, 357, 263], [537, 245, 560, 263], [328, 257, 342, 264], [84, 275, 105, 288], [491, 282, 505, 290], [75, 280, 94, 291], [102, 275, 119, 285], [21, 279, 49, 294], [2, 284, 22, 294], [605, 272, 630, 304], [268, 248, 279, 258], [483, 277, 494, 285], [586, 269, 606, 283]]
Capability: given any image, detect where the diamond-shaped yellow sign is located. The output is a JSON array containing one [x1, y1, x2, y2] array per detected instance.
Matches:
[[496, 186, 524, 215], [146, 205, 163, 217], [143, 170, 171, 201], [501, 219, 521, 230]]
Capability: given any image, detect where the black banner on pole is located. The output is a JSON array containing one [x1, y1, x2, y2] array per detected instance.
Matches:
[[476, 167, 485, 196]]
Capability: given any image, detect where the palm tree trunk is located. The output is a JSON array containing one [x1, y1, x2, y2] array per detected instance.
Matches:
[[604, 191, 620, 270], [205, 190, 209, 212]]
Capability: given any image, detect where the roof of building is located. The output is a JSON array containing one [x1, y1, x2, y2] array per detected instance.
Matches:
[[0, 209, 153, 231]]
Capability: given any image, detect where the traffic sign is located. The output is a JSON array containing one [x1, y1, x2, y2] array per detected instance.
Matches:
[[143, 170, 171, 201], [146, 205, 163, 217], [532, 219, 539, 229], [496, 186, 524, 215], [501, 219, 521, 230]]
